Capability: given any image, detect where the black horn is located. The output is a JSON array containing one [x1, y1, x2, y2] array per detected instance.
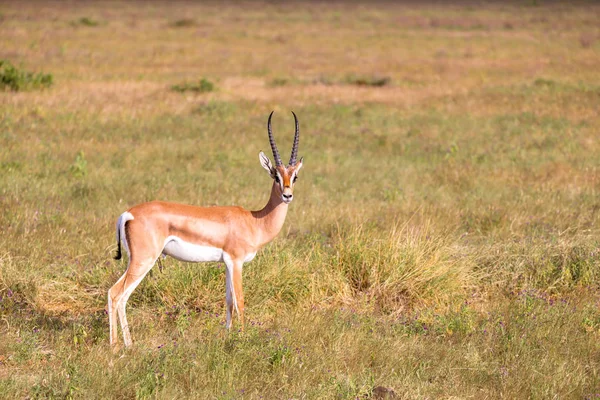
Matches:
[[267, 111, 282, 166], [289, 111, 300, 166]]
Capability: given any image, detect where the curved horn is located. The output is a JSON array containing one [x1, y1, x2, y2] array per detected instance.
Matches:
[[267, 111, 282, 166], [289, 111, 300, 166]]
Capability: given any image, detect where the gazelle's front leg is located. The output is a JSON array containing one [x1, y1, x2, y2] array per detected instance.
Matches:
[[223, 254, 245, 330], [232, 260, 245, 330]]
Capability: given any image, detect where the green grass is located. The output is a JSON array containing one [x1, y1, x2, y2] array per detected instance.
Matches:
[[0, 59, 53, 91], [1, 1, 599, 398]]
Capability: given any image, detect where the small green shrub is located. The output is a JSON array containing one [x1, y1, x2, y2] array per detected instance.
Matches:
[[171, 78, 214, 93], [0, 60, 53, 92], [345, 74, 391, 87], [533, 78, 556, 88], [268, 345, 291, 368], [269, 77, 290, 87], [69, 151, 88, 178], [72, 17, 99, 27], [171, 18, 196, 28]]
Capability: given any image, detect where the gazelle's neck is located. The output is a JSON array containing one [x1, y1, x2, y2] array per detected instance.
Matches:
[[251, 181, 289, 245]]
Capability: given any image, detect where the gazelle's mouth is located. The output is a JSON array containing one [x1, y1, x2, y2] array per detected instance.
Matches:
[[282, 196, 293, 204]]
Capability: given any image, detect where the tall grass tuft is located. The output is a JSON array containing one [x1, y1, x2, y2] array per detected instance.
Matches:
[[327, 223, 472, 314]]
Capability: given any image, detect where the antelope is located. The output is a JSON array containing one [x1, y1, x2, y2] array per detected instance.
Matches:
[[108, 111, 303, 347]]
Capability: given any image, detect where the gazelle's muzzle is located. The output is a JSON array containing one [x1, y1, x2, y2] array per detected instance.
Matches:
[[282, 188, 293, 203]]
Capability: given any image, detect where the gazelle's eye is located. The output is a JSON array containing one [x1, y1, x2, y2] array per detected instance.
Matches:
[[293, 176, 298, 183], [275, 176, 280, 183]]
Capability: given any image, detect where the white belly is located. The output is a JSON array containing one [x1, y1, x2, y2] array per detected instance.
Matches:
[[244, 251, 257, 262], [162, 236, 223, 263]]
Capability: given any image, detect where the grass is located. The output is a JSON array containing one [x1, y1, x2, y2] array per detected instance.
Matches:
[[1, 0, 599, 398]]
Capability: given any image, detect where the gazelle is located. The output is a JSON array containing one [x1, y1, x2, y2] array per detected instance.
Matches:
[[108, 111, 303, 347]]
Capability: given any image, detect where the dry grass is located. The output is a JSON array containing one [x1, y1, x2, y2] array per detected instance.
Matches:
[[1, 1, 600, 398]]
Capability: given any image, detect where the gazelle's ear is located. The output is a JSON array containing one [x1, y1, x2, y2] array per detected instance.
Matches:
[[259, 151, 275, 176], [295, 157, 304, 173]]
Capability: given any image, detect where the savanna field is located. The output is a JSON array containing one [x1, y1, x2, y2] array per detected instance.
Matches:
[[1, 1, 599, 398]]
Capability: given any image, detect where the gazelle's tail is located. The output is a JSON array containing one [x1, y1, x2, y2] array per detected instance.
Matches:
[[114, 212, 134, 260]]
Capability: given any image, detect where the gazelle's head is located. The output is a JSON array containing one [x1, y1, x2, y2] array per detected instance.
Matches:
[[259, 111, 304, 204]]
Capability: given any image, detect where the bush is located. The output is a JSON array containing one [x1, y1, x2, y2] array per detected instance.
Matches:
[[345, 74, 391, 87], [269, 77, 290, 87], [0, 60, 53, 92], [73, 17, 100, 27], [170, 18, 196, 28], [69, 151, 88, 178], [171, 78, 214, 93]]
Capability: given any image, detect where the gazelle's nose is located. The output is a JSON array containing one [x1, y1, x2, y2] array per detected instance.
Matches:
[[282, 193, 293, 202]]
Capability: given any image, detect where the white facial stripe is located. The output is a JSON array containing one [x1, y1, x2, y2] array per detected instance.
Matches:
[[162, 236, 223, 263]]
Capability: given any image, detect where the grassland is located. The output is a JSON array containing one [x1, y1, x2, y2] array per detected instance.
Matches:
[[1, 1, 599, 398]]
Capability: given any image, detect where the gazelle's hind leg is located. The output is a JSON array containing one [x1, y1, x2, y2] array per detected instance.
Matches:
[[109, 256, 157, 347], [108, 272, 127, 346], [116, 257, 156, 347]]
